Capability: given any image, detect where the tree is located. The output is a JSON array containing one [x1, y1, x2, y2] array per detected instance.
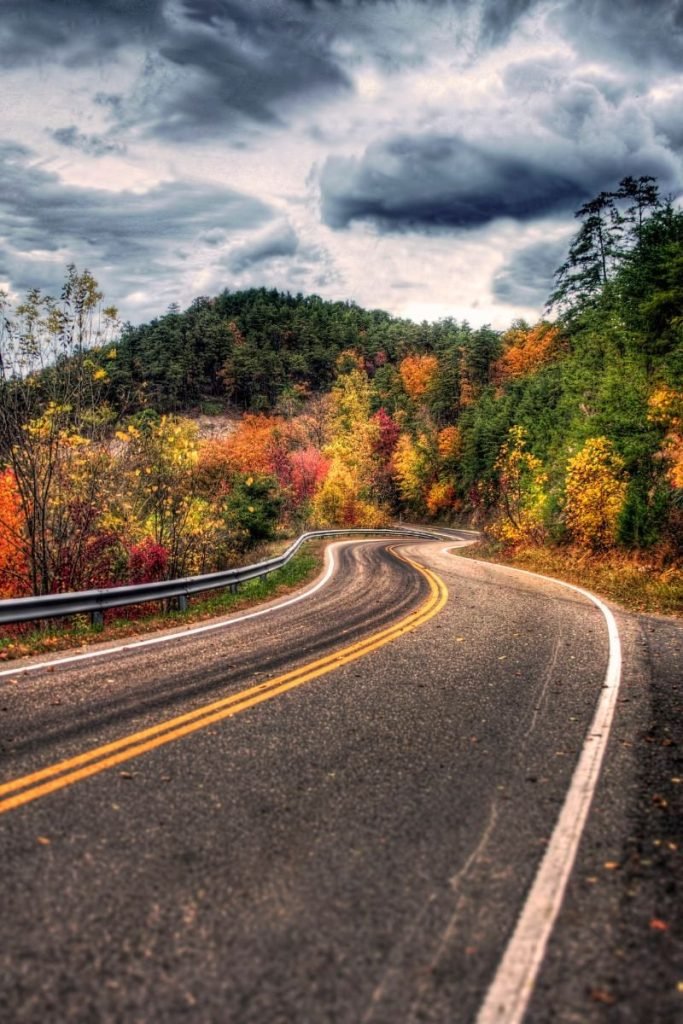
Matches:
[[550, 192, 620, 310], [0, 266, 119, 594], [564, 437, 627, 549], [116, 416, 218, 577], [399, 354, 439, 401], [223, 474, 282, 547], [493, 322, 562, 384], [492, 426, 549, 545], [550, 177, 662, 313], [0, 469, 27, 597]]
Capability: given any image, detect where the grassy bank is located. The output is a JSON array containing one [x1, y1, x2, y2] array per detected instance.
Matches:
[[0, 547, 323, 663], [457, 540, 683, 617]]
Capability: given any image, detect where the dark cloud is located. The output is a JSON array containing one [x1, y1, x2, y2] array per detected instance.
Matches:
[[0, 0, 165, 67], [152, 16, 350, 138], [552, 0, 683, 72], [0, 143, 273, 300], [320, 134, 582, 231], [226, 222, 299, 273], [1, 2, 542, 140], [52, 126, 126, 157], [320, 113, 680, 232], [492, 237, 570, 307]]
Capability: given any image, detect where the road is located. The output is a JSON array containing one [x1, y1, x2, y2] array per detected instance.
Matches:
[[0, 536, 680, 1023]]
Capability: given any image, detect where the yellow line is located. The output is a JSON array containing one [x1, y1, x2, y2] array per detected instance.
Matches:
[[0, 550, 447, 815]]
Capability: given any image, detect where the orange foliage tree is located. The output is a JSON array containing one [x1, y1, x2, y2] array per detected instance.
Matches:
[[426, 480, 456, 517], [399, 354, 439, 400], [0, 469, 27, 597], [493, 321, 562, 384]]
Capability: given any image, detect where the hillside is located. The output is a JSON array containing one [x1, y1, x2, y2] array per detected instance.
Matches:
[[0, 176, 681, 606]]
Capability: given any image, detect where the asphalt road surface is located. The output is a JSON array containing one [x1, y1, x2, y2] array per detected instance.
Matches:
[[0, 536, 680, 1023]]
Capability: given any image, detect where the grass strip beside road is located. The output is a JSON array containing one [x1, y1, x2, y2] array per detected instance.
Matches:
[[457, 540, 682, 616], [0, 550, 448, 816]]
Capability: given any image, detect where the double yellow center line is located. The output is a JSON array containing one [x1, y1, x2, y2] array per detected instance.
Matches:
[[0, 550, 448, 816]]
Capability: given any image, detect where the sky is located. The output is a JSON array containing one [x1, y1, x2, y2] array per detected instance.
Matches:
[[1, 0, 682, 328]]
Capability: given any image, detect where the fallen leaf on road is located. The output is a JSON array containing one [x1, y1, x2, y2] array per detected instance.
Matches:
[[119, 771, 134, 780], [603, 861, 620, 870], [590, 989, 616, 1005], [650, 918, 669, 931], [36, 836, 51, 846]]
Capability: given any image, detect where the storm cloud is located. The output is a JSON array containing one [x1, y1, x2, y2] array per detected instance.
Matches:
[[320, 124, 677, 232], [1, 0, 682, 324]]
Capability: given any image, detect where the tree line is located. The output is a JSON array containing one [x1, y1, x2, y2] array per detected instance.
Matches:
[[0, 176, 681, 601]]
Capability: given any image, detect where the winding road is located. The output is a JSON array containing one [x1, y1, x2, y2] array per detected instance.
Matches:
[[0, 535, 680, 1022]]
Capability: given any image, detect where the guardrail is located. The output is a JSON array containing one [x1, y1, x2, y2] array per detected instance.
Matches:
[[0, 527, 449, 628]]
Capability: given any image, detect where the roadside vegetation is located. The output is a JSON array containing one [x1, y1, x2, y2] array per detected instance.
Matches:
[[0, 175, 681, 621], [0, 548, 321, 662]]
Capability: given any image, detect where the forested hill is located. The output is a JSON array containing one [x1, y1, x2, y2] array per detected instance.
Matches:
[[0, 177, 681, 604], [108, 287, 500, 415]]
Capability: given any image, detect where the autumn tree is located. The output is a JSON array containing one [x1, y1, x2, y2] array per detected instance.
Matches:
[[564, 437, 627, 549], [493, 322, 562, 384], [399, 354, 439, 401], [393, 432, 437, 512], [492, 426, 549, 545], [312, 363, 389, 527], [0, 469, 27, 597], [0, 267, 120, 594], [116, 416, 222, 576]]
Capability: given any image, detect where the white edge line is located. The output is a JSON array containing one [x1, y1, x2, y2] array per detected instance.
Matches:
[[474, 564, 623, 1024], [0, 540, 357, 679]]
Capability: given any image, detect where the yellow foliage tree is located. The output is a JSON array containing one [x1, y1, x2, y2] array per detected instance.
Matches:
[[311, 366, 388, 526], [393, 432, 436, 510], [492, 426, 549, 545], [648, 386, 683, 489], [116, 416, 223, 576], [564, 437, 627, 549], [426, 481, 456, 517], [310, 462, 388, 528]]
